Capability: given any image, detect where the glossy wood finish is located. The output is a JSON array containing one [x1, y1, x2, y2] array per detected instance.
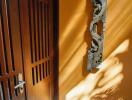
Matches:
[[0, 0, 54, 100], [20, 0, 54, 100], [0, 0, 26, 100]]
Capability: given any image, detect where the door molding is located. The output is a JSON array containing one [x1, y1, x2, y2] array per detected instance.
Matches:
[[52, 0, 59, 99]]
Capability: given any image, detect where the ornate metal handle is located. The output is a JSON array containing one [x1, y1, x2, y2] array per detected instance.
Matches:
[[87, 0, 107, 71]]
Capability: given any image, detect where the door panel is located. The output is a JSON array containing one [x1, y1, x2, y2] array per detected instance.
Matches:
[[19, 0, 53, 100], [0, 0, 26, 100], [0, 0, 53, 99]]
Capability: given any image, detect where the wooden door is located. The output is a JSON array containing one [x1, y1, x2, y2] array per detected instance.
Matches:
[[20, 0, 54, 100], [0, 0, 26, 100], [0, 0, 54, 100]]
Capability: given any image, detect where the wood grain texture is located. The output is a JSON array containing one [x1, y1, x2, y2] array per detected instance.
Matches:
[[59, 0, 132, 99], [20, 0, 53, 99]]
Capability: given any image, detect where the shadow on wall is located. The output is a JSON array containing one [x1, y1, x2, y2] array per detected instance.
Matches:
[[59, 0, 132, 99], [59, 0, 93, 99], [66, 38, 132, 100]]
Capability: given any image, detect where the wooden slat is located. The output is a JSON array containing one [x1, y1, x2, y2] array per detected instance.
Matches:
[[34, 0, 39, 61], [41, 63, 44, 80], [44, 3, 47, 58], [42, 63, 45, 79], [7, 78, 12, 99], [45, 61, 48, 77], [45, 4, 49, 58], [2, 0, 13, 73], [39, 64, 42, 81], [35, 66, 38, 83], [0, 6, 7, 76], [42, 3, 46, 59], [47, 5, 50, 57], [46, 5, 51, 77], [44, 63, 46, 78], [41, 3, 44, 59], [48, 60, 50, 76], [29, 0, 36, 63], [3, 81, 9, 100], [38, 2, 43, 60], [32, 67, 35, 85]]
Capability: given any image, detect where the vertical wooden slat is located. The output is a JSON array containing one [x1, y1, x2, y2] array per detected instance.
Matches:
[[37, 1, 40, 61], [34, 0, 39, 61], [29, 0, 36, 63], [46, 61, 49, 77], [1, 0, 13, 73], [45, 61, 47, 77], [48, 60, 50, 76], [0, 3, 7, 76], [3, 81, 9, 100], [42, 63, 45, 79], [44, 3, 47, 58], [39, 64, 42, 81], [41, 3, 44, 59], [47, 5, 50, 57], [35, 66, 38, 83], [38, 2, 41, 60], [32, 0, 37, 62], [45, 4, 49, 58], [45, 62, 46, 78], [47, 5, 50, 77], [14, 75, 18, 96], [7, 78, 12, 99], [32, 67, 35, 85], [39, 2, 43, 60], [38, 2, 42, 82], [41, 63, 44, 80], [42, 3, 46, 59]]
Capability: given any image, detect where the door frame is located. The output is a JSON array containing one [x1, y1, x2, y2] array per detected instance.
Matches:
[[52, 0, 59, 99]]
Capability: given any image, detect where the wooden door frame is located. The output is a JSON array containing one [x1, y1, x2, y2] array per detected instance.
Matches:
[[52, 0, 59, 99]]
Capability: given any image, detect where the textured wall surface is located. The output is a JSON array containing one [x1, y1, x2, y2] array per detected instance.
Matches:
[[59, 0, 132, 99]]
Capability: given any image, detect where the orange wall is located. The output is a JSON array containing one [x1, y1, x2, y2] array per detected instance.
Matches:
[[59, 0, 132, 99]]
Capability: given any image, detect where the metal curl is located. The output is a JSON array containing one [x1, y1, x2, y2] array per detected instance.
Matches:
[[87, 0, 107, 71]]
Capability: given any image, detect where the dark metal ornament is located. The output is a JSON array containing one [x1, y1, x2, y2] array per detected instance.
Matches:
[[87, 0, 107, 71]]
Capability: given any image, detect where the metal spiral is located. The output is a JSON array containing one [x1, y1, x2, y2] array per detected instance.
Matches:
[[87, 0, 107, 71]]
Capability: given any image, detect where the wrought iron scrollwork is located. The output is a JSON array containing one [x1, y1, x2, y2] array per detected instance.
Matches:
[[87, 0, 107, 71]]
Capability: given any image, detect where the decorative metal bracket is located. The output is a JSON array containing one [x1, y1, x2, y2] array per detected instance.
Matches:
[[87, 0, 107, 71]]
